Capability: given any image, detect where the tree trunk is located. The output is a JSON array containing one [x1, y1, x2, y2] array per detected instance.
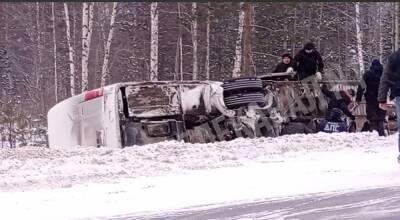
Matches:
[[98, 3, 107, 50], [306, 5, 312, 42], [344, 6, 349, 79], [191, 3, 198, 80], [35, 3, 42, 90], [317, 3, 323, 49], [150, 2, 158, 81], [36, 3, 46, 115], [178, 3, 183, 81], [101, 2, 118, 87], [395, 2, 399, 51], [242, 2, 253, 75], [51, 2, 58, 103], [355, 2, 365, 77], [72, 5, 77, 61], [283, 5, 288, 50], [174, 38, 179, 80], [81, 3, 89, 91], [205, 2, 211, 80], [87, 3, 95, 86], [378, 3, 383, 62], [336, 6, 343, 79], [3, 3, 13, 100], [81, 3, 94, 92], [232, 2, 245, 78], [292, 7, 297, 57], [64, 3, 76, 96]]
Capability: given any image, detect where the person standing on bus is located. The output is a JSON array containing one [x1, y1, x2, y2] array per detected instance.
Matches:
[[293, 42, 324, 81], [273, 53, 294, 73]]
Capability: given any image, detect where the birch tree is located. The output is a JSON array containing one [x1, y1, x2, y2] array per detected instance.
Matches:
[[232, 2, 245, 78], [292, 7, 297, 57], [51, 2, 58, 102], [378, 3, 383, 61], [81, 2, 94, 92], [395, 2, 399, 51], [174, 3, 182, 81], [242, 2, 254, 75], [205, 2, 211, 80], [282, 6, 288, 50], [150, 2, 158, 81], [35, 2, 42, 90], [63, 3, 75, 96], [191, 3, 198, 80], [178, 3, 183, 81], [101, 2, 118, 87], [355, 2, 365, 76], [88, 3, 94, 50]]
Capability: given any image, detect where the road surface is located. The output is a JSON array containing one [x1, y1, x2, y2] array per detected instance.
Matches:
[[111, 186, 400, 220]]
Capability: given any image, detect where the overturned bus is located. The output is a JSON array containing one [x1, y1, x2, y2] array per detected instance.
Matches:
[[48, 80, 284, 148], [48, 73, 385, 148]]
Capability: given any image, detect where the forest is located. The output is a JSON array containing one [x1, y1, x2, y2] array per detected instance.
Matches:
[[0, 2, 399, 146]]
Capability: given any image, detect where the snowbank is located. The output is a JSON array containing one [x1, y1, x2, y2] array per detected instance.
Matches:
[[1, 132, 400, 219], [0, 132, 395, 192]]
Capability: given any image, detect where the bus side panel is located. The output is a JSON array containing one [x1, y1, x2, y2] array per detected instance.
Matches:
[[79, 97, 104, 147], [102, 87, 122, 148], [47, 94, 83, 148]]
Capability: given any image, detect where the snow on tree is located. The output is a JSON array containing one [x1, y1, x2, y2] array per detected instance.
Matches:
[[81, 2, 94, 92], [150, 2, 158, 81], [63, 3, 76, 96], [232, 2, 245, 78], [101, 2, 118, 87], [355, 2, 365, 77]]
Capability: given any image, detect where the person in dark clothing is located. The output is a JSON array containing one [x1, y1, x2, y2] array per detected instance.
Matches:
[[378, 49, 400, 162], [280, 112, 316, 135], [261, 53, 295, 81], [361, 121, 371, 132], [293, 42, 324, 81], [280, 121, 314, 135], [321, 84, 356, 121], [318, 108, 349, 133], [356, 59, 386, 136], [273, 53, 294, 73]]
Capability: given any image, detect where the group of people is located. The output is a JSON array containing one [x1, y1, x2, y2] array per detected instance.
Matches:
[[273, 41, 400, 152], [271, 42, 356, 134], [272, 42, 324, 81]]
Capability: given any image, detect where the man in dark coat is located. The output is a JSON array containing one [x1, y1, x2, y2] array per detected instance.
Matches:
[[378, 49, 400, 161], [356, 59, 386, 136], [321, 84, 356, 122], [293, 42, 324, 81]]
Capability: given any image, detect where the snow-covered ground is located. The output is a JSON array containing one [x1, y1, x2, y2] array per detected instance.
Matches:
[[1, 132, 400, 219]]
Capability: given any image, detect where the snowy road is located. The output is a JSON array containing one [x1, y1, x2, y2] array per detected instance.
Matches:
[[125, 186, 400, 220], [1, 132, 400, 219]]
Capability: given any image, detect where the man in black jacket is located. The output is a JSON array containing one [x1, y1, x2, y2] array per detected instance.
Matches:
[[356, 59, 386, 136], [293, 42, 324, 81], [321, 84, 356, 122], [378, 49, 400, 161]]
